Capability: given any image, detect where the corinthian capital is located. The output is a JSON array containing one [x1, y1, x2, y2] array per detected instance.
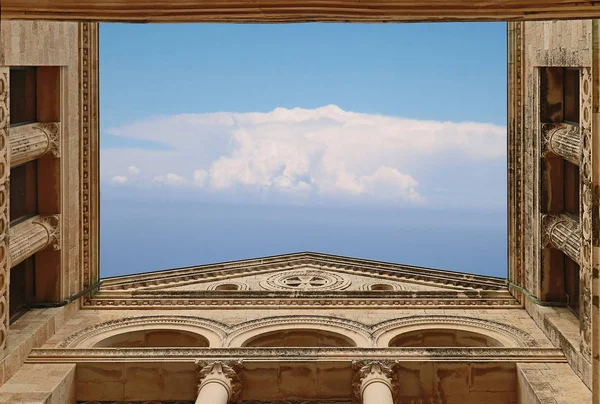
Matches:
[[352, 360, 397, 401], [195, 360, 242, 402]]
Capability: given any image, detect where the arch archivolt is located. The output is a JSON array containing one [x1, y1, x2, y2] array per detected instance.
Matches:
[[58, 314, 538, 349], [58, 316, 229, 348], [372, 315, 538, 348], [225, 315, 373, 347]]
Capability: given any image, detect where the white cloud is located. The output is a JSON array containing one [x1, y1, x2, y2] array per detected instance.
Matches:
[[153, 173, 188, 186], [128, 165, 141, 176], [193, 169, 208, 187], [110, 175, 128, 184], [101, 105, 506, 206]]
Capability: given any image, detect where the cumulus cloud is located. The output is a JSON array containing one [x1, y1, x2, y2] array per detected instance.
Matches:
[[153, 173, 189, 186], [110, 175, 128, 184], [101, 105, 506, 206]]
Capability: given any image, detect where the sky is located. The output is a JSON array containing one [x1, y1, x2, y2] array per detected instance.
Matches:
[[99, 22, 508, 279]]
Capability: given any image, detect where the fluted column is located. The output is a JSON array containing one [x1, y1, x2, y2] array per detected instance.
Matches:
[[542, 123, 580, 165], [9, 123, 60, 167], [542, 213, 581, 263], [9, 214, 60, 268], [352, 360, 396, 404], [195, 360, 241, 404]]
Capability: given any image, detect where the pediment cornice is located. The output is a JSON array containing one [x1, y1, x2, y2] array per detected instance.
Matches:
[[99, 252, 507, 293]]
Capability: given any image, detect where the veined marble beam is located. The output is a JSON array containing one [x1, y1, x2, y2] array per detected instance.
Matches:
[[9, 215, 60, 268], [9, 123, 60, 167], [542, 214, 581, 263], [542, 123, 580, 165]]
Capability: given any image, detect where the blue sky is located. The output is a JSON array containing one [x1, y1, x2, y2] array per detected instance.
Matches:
[[99, 22, 508, 278]]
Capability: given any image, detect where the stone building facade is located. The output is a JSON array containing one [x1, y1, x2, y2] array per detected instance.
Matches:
[[0, 15, 597, 404]]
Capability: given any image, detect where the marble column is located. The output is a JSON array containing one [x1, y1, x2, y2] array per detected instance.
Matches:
[[195, 360, 241, 404], [352, 360, 396, 404]]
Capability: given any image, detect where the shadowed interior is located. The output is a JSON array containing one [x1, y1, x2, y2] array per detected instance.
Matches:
[[389, 329, 503, 347], [93, 329, 210, 348], [243, 329, 357, 347]]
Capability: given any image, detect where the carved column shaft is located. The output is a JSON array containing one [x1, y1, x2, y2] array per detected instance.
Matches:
[[9, 122, 60, 167], [9, 214, 60, 268], [542, 123, 580, 165], [542, 213, 581, 263], [195, 360, 242, 404]]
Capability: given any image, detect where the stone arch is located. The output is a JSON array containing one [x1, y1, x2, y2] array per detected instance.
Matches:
[[226, 315, 372, 347], [372, 315, 538, 348], [58, 315, 229, 348]]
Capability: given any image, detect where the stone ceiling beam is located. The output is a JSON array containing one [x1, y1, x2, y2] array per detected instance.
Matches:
[[4, 0, 600, 23]]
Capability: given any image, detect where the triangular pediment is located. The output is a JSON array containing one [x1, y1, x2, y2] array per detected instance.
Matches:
[[99, 252, 507, 294]]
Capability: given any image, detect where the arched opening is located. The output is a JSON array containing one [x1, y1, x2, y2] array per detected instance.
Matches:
[[93, 329, 210, 348], [215, 284, 239, 291], [371, 284, 394, 291], [389, 329, 503, 347], [243, 329, 356, 347]]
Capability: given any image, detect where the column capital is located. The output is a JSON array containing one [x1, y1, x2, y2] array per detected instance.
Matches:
[[195, 360, 242, 402], [352, 360, 397, 401]]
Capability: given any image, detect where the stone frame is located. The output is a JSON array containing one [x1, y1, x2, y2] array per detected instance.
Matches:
[[79, 22, 100, 306]]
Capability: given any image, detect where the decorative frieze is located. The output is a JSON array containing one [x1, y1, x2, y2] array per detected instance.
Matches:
[[26, 347, 567, 364], [541, 213, 581, 263], [79, 22, 100, 304], [8, 122, 60, 166], [542, 123, 580, 165], [9, 214, 61, 268], [0, 68, 10, 351]]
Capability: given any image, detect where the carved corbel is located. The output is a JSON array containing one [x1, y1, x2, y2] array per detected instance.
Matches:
[[352, 360, 398, 403], [195, 360, 242, 402]]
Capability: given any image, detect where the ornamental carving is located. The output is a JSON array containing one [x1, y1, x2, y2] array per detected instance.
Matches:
[[372, 315, 538, 347], [579, 66, 593, 359], [58, 315, 229, 348], [0, 68, 9, 350], [260, 269, 350, 291], [35, 122, 61, 158], [33, 214, 61, 251], [196, 360, 242, 402], [352, 360, 398, 402]]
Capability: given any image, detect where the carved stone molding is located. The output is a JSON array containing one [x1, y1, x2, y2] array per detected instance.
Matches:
[[352, 360, 397, 401], [226, 315, 372, 347], [9, 214, 61, 268], [0, 67, 10, 351], [196, 360, 242, 402], [9, 122, 61, 166], [27, 347, 567, 363], [541, 213, 582, 263], [79, 22, 100, 304], [372, 314, 539, 348], [541, 122, 580, 165], [58, 315, 229, 348], [579, 66, 594, 360], [100, 253, 506, 292]]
